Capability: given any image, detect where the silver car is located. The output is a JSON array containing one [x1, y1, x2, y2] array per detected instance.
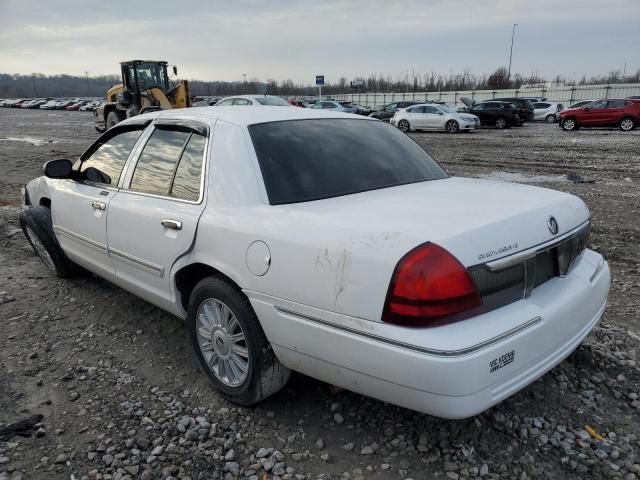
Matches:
[[532, 102, 564, 123], [311, 100, 357, 113]]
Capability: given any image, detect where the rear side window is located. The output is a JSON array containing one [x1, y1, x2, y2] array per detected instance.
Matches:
[[129, 129, 206, 200], [171, 135, 206, 201], [80, 129, 142, 186], [249, 119, 447, 205]]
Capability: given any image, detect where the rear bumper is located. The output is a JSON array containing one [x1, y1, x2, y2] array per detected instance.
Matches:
[[249, 249, 610, 418]]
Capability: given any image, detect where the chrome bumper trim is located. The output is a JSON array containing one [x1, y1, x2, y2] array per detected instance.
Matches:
[[274, 306, 542, 358]]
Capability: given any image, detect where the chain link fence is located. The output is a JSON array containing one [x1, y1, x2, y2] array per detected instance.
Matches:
[[333, 84, 640, 108]]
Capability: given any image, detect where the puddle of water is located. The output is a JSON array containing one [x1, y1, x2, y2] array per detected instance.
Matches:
[[0, 137, 56, 146], [476, 171, 569, 183]]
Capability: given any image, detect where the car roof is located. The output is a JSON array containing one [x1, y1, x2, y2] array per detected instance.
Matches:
[[220, 94, 286, 100], [123, 106, 375, 129]]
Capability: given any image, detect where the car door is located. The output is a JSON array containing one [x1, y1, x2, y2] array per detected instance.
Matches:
[[423, 105, 445, 129], [49, 123, 148, 279], [106, 121, 209, 310], [470, 104, 488, 124], [579, 99, 608, 125], [405, 106, 425, 128], [605, 99, 626, 124]]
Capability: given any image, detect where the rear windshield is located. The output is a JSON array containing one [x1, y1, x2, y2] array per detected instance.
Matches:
[[248, 119, 448, 204], [254, 96, 290, 106]]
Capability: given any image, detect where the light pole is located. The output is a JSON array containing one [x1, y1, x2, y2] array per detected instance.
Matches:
[[242, 73, 247, 94], [507, 23, 518, 87]]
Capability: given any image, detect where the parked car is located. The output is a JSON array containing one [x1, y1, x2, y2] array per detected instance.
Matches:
[[352, 103, 373, 116], [311, 100, 357, 113], [464, 101, 521, 129], [66, 101, 87, 111], [19, 107, 609, 419], [626, 96, 640, 100], [567, 100, 595, 110], [288, 99, 305, 107], [391, 103, 479, 133], [560, 98, 640, 131], [302, 100, 317, 108], [40, 100, 59, 110], [79, 101, 100, 111], [369, 101, 419, 122], [214, 95, 290, 106], [532, 102, 564, 123], [492, 97, 535, 122]]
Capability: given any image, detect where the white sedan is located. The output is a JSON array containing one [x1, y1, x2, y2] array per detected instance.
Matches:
[[391, 103, 480, 133], [20, 107, 609, 418], [214, 94, 290, 106]]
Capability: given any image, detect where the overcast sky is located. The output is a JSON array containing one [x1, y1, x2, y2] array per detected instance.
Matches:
[[1, 0, 638, 85]]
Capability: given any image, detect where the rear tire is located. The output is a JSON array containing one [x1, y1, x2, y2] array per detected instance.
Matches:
[[495, 117, 507, 129], [619, 117, 635, 131], [397, 119, 410, 132], [445, 120, 459, 133], [19, 206, 82, 278], [188, 276, 290, 406], [545, 115, 556, 124]]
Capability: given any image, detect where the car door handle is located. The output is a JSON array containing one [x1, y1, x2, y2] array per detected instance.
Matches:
[[161, 219, 182, 230], [91, 201, 106, 211]]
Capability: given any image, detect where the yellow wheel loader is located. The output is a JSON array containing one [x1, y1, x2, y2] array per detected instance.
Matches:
[[94, 60, 191, 132]]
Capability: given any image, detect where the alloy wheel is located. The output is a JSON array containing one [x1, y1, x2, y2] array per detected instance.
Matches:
[[196, 298, 249, 387], [563, 119, 576, 131], [620, 118, 634, 131], [446, 120, 459, 133]]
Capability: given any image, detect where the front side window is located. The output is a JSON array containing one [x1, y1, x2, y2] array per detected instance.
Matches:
[[234, 98, 252, 105], [589, 100, 608, 110], [249, 119, 447, 205], [216, 98, 235, 106], [129, 128, 206, 200], [80, 130, 142, 186]]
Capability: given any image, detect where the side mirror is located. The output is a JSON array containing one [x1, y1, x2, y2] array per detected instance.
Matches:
[[43, 159, 73, 179], [173, 65, 178, 76]]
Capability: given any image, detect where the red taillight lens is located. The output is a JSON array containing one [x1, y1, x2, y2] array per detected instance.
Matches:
[[382, 242, 482, 327]]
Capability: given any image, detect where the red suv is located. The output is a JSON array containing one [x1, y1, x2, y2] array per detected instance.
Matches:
[[560, 98, 640, 131]]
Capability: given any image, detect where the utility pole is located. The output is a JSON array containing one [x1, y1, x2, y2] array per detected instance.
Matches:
[[507, 23, 518, 87], [85, 71, 90, 96]]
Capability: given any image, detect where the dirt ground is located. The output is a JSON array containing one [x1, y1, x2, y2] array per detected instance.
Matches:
[[0, 109, 639, 480]]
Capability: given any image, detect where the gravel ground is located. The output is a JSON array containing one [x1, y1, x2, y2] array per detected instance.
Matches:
[[0, 109, 639, 480]]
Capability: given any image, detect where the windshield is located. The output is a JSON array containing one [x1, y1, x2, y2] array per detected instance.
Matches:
[[249, 119, 448, 204], [437, 105, 458, 113], [125, 62, 169, 92], [254, 96, 290, 106]]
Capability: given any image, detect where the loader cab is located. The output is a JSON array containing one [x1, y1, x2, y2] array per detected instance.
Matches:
[[120, 60, 170, 106]]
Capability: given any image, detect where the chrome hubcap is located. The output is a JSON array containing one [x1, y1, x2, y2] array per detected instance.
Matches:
[[196, 299, 249, 387], [25, 226, 55, 272], [621, 119, 633, 130]]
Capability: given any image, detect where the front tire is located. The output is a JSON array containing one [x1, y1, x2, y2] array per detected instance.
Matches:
[[619, 117, 635, 131], [106, 111, 121, 129], [445, 120, 459, 133], [19, 206, 82, 278], [562, 118, 578, 131], [188, 276, 290, 406], [397, 119, 410, 132]]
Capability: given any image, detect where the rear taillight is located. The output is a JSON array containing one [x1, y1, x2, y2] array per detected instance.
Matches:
[[382, 243, 482, 327]]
